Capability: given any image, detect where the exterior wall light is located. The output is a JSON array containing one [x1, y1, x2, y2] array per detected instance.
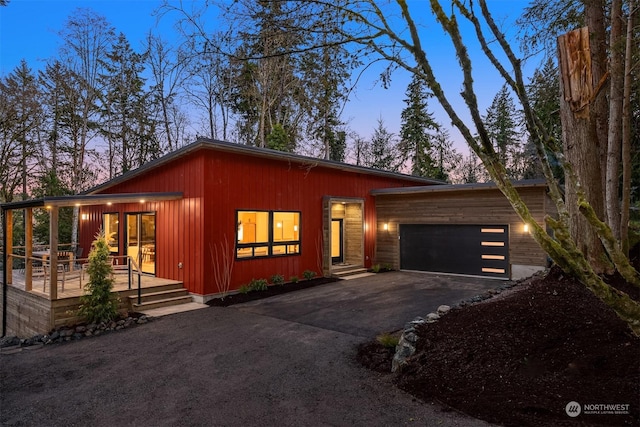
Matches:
[[383, 223, 388, 231], [523, 223, 530, 233], [81, 213, 89, 221]]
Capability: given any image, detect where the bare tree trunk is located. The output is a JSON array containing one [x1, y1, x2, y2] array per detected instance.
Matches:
[[558, 27, 608, 273], [606, 0, 624, 241], [585, 0, 609, 193], [620, 1, 637, 254]]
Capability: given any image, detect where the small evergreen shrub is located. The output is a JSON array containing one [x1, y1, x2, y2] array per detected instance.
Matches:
[[303, 270, 316, 280], [238, 284, 251, 294], [289, 275, 299, 283], [249, 278, 268, 292], [371, 264, 381, 273], [271, 274, 285, 286], [77, 229, 120, 324]]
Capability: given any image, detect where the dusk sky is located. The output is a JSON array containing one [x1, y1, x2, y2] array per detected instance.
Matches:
[[0, 0, 536, 153]]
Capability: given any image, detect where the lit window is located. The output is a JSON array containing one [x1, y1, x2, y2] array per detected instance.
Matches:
[[236, 210, 301, 259], [103, 213, 119, 253]]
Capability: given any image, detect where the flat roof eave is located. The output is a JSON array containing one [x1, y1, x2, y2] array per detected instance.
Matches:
[[371, 179, 548, 196], [1, 192, 183, 211]]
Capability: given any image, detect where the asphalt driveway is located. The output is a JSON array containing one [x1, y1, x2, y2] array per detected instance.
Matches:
[[234, 271, 500, 337], [0, 272, 498, 427]]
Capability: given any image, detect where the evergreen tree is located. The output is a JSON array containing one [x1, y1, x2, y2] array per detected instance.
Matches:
[[78, 229, 120, 324], [328, 130, 347, 162], [431, 130, 460, 182], [524, 57, 562, 180], [266, 123, 292, 152], [483, 85, 523, 178], [99, 33, 157, 176], [399, 75, 440, 177], [367, 118, 399, 172]]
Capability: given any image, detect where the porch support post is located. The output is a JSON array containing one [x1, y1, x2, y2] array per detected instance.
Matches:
[[2, 208, 10, 337], [25, 208, 33, 291], [322, 197, 331, 278], [5, 210, 12, 285], [49, 207, 58, 301]]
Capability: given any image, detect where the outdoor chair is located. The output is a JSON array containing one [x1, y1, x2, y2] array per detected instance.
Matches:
[[73, 247, 84, 270], [42, 262, 67, 292]]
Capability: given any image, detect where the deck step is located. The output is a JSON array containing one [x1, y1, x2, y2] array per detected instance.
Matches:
[[132, 295, 194, 311], [332, 267, 369, 278], [127, 288, 189, 304]]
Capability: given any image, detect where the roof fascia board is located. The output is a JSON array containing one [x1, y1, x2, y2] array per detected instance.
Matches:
[[1, 192, 183, 211], [371, 179, 548, 196]]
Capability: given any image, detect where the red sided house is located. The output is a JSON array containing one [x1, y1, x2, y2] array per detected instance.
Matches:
[[1, 138, 554, 337], [78, 139, 440, 299]]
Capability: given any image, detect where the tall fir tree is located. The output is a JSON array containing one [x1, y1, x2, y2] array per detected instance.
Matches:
[[483, 84, 523, 178], [399, 75, 440, 177], [99, 33, 158, 176], [367, 118, 399, 172]]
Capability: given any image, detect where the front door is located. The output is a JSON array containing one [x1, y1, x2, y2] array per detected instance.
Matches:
[[331, 219, 344, 264], [126, 213, 156, 275]]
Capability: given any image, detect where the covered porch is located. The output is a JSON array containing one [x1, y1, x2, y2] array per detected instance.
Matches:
[[1, 192, 182, 337]]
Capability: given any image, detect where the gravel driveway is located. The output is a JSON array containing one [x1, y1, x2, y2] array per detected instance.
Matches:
[[0, 272, 497, 426]]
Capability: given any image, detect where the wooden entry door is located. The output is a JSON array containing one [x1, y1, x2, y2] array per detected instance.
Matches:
[[331, 219, 344, 264]]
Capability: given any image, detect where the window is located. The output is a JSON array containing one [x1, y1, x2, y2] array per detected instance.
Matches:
[[236, 210, 300, 259], [103, 213, 119, 253]]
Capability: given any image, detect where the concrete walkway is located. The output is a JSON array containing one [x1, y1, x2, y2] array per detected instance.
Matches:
[[0, 272, 499, 427]]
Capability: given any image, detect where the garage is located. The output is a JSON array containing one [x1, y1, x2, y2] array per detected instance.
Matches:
[[399, 224, 510, 278]]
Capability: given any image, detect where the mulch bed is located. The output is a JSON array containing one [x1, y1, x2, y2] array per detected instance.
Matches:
[[206, 277, 339, 307], [357, 268, 640, 427]]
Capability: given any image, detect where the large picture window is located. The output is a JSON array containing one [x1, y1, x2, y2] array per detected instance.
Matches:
[[236, 210, 300, 259]]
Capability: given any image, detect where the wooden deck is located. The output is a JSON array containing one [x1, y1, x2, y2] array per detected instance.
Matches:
[[3, 271, 184, 337], [9, 269, 182, 300]]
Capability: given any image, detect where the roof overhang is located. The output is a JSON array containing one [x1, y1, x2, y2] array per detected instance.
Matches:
[[371, 179, 548, 196], [1, 192, 183, 211]]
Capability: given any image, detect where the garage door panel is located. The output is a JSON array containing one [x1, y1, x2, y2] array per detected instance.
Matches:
[[400, 224, 509, 278]]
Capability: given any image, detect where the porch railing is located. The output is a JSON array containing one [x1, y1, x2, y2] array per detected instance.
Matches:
[[8, 252, 153, 304]]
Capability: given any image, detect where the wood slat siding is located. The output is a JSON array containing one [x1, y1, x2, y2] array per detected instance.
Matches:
[[375, 187, 552, 272], [79, 146, 432, 298], [1, 286, 52, 337], [344, 204, 363, 265]]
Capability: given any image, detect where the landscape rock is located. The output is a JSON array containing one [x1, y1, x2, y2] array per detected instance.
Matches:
[[426, 312, 440, 322], [3, 315, 154, 353], [437, 305, 450, 314], [0, 336, 20, 348]]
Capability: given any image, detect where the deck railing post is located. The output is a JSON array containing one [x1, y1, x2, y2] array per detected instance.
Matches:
[[128, 261, 132, 290], [137, 271, 141, 305]]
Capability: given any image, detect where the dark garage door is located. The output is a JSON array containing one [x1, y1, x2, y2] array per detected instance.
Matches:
[[399, 224, 509, 279]]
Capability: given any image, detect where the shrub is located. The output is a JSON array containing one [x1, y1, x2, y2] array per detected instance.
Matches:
[[271, 274, 285, 286], [376, 333, 400, 348], [371, 264, 381, 273], [238, 284, 251, 294], [303, 270, 316, 280], [289, 275, 299, 283], [249, 278, 268, 292], [382, 263, 393, 271], [77, 229, 120, 324]]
